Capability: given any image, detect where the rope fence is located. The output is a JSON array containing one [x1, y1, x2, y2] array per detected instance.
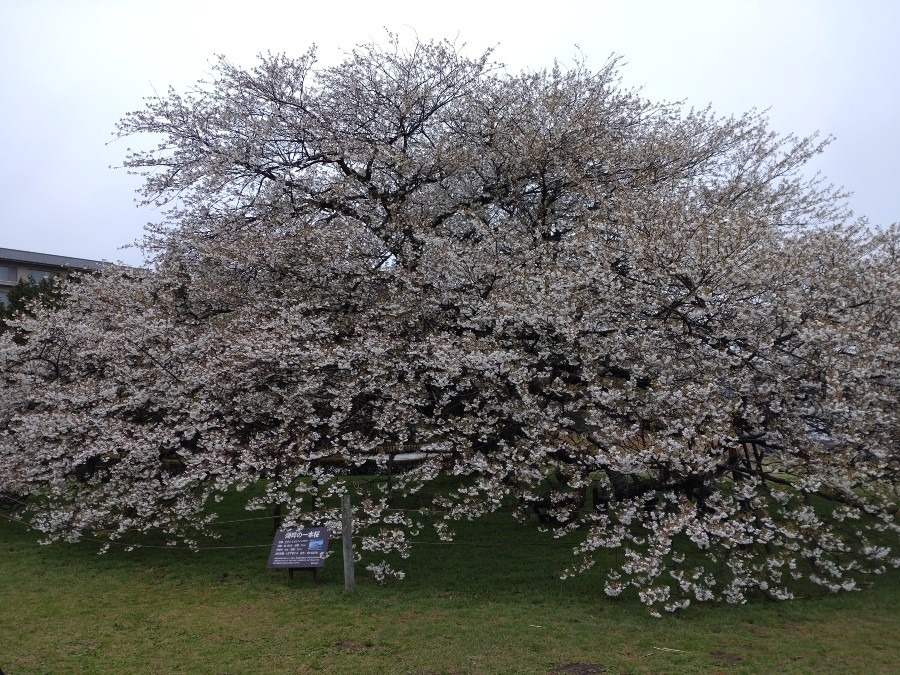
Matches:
[[0, 508, 570, 552]]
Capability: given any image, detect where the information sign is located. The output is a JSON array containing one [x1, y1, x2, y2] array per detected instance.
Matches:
[[266, 527, 330, 568]]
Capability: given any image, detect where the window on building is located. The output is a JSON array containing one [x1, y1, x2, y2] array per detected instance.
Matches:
[[0, 290, 8, 306], [0, 265, 17, 282], [27, 270, 52, 283]]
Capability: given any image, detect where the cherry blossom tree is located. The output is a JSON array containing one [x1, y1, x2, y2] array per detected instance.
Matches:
[[1, 36, 897, 611]]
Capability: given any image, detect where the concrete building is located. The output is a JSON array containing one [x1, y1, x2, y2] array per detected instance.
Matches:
[[0, 247, 104, 306]]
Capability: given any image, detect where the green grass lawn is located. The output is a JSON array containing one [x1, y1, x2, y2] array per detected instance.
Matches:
[[1, 489, 898, 674]]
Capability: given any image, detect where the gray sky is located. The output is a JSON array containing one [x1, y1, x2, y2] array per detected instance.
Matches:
[[1, 0, 897, 266]]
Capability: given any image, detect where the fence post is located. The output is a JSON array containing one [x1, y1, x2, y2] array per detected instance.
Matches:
[[341, 493, 355, 593]]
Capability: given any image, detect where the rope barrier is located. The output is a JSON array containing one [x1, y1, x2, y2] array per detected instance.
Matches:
[[0, 511, 30, 527], [2, 509, 569, 552]]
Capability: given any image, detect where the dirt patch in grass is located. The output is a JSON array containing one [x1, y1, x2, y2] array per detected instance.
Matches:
[[333, 638, 365, 652], [549, 663, 606, 674], [710, 650, 743, 665]]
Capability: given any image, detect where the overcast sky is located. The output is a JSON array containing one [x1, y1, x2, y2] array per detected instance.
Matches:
[[1, 0, 897, 266]]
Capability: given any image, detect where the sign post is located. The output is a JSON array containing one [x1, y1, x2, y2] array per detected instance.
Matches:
[[267, 527, 330, 582]]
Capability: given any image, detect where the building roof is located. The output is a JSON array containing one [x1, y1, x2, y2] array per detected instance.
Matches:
[[0, 247, 104, 271]]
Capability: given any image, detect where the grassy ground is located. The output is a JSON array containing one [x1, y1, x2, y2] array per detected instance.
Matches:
[[1, 489, 898, 674]]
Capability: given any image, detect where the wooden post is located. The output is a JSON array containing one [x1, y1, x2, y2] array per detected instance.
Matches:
[[341, 493, 355, 593], [272, 503, 282, 533]]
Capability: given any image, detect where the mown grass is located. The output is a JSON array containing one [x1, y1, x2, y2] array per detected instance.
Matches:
[[1, 485, 898, 674]]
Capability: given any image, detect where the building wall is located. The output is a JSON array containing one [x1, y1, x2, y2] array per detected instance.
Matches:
[[0, 248, 103, 306]]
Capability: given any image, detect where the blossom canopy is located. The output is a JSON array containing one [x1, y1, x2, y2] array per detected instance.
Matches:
[[1, 36, 897, 612]]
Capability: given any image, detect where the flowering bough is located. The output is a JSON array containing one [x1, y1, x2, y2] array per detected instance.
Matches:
[[1, 35, 897, 613]]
